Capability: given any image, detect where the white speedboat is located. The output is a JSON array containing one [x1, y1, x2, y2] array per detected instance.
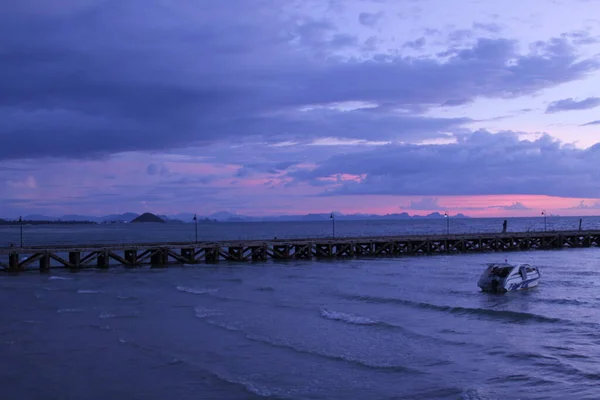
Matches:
[[477, 262, 541, 293]]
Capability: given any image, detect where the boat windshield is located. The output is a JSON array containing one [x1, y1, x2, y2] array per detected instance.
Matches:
[[489, 265, 513, 278]]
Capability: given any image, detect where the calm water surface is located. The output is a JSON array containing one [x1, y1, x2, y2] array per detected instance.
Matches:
[[2, 247, 600, 399], [2, 216, 600, 247]]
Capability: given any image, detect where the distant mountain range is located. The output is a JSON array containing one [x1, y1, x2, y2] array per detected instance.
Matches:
[[0, 211, 470, 223]]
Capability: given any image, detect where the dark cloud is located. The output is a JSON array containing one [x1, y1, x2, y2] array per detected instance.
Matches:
[[236, 161, 299, 178], [288, 130, 600, 198], [473, 22, 502, 33], [545, 97, 600, 113], [448, 29, 474, 43], [403, 37, 426, 50], [580, 120, 600, 126], [358, 11, 384, 27], [561, 30, 600, 45], [1, 1, 598, 161]]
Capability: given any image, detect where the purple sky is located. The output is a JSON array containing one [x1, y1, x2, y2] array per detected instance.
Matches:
[[2, 0, 600, 218]]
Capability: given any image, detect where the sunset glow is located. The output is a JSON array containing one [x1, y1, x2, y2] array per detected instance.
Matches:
[[2, 1, 600, 219]]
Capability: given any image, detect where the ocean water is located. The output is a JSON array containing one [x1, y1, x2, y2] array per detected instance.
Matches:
[[1, 215, 599, 247], [2, 219, 600, 399], [2, 248, 600, 399]]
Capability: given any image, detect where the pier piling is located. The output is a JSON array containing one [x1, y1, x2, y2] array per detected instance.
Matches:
[[9, 253, 19, 270], [39, 253, 50, 271], [97, 251, 109, 268], [69, 252, 81, 268], [125, 250, 137, 265]]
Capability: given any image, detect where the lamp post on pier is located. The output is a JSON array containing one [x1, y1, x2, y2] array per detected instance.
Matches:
[[541, 210, 547, 232], [19, 216, 23, 247], [193, 214, 198, 243], [330, 212, 335, 238], [444, 211, 449, 235]]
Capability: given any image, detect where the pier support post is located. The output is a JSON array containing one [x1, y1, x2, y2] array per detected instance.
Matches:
[[69, 252, 81, 268], [125, 250, 138, 265], [150, 248, 169, 266], [228, 246, 243, 261], [150, 249, 167, 266], [181, 248, 195, 263], [9, 253, 19, 270], [97, 251, 109, 268], [205, 247, 219, 264], [251, 245, 267, 262], [39, 253, 50, 271]]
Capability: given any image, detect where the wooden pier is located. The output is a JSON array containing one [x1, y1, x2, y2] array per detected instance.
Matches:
[[1, 230, 599, 272]]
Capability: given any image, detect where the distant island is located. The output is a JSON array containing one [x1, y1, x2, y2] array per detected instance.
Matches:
[[131, 212, 165, 223], [0, 211, 471, 224], [0, 218, 97, 225]]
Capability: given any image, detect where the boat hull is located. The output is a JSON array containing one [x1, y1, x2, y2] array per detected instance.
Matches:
[[479, 276, 540, 293], [477, 262, 541, 293]]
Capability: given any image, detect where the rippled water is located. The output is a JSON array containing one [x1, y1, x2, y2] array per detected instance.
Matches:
[[2, 247, 600, 399]]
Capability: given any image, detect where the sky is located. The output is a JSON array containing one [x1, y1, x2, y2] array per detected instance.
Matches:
[[2, 0, 600, 218]]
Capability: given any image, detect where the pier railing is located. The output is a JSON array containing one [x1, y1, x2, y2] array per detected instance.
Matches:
[[1, 230, 599, 272]]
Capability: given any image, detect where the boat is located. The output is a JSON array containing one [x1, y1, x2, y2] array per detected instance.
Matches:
[[477, 261, 541, 293]]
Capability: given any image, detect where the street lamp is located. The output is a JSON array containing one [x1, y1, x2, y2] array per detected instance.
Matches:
[[330, 212, 335, 238], [541, 210, 547, 232], [444, 211, 449, 235], [193, 214, 198, 243], [19, 216, 23, 247]]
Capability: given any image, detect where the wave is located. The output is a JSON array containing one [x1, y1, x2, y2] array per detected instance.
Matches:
[[77, 289, 103, 294], [221, 278, 243, 283], [49, 276, 73, 281], [99, 311, 139, 319], [343, 293, 563, 324], [460, 387, 494, 400], [89, 324, 112, 330], [320, 309, 384, 326], [116, 295, 137, 300], [321, 307, 460, 344], [533, 297, 591, 307], [194, 306, 222, 318], [57, 308, 83, 313], [116, 336, 284, 399], [176, 286, 217, 295], [204, 319, 423, 374]]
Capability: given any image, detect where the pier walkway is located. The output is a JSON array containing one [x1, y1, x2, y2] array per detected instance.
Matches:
[[1, 230, 599, 271]]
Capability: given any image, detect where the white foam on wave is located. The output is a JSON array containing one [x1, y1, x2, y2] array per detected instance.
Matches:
[[460, 388, 493, 400], [320, 309, 379, 325], [176, 286, 217, 295], [215, 374, 276, 398], [194, 306, 221, 318], [89, 324, 112, 330], [49, 276, 73, 281], [116, 295, 137, 300], [58, 308, 84, 313], [99, 310, 140, 319]]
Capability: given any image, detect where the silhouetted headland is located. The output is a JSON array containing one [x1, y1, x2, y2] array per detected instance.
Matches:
[[130, 213, 165, 223]]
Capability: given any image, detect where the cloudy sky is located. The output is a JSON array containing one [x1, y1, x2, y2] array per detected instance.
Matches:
[[2, 0, 600, 218]]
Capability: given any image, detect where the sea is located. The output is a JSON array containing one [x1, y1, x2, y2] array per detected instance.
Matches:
[[1, 216, 600, 399]]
